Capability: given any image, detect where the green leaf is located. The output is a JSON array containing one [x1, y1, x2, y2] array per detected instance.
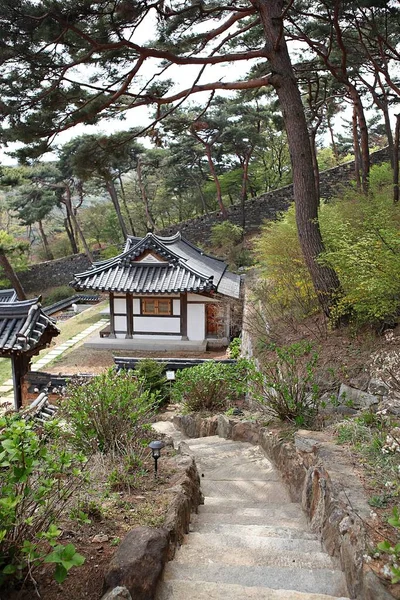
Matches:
[[54, 563, 68, 584], [2, 564, 17, 574]]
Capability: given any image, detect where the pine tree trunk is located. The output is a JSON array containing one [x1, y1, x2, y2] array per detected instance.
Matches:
[[38, 220, 54, 261], [64, 217, 78, 254], [118, 175, 136, 235], [352, 107, 362, 191], [105, 180, 128, 238], [63, 188, 93, 261], [349, 86, 369, 193], [256, 0, 341, 316], [136, 158, 156, 232], [204, 144, 228, 218], [394, 114, 400, 204], [0, 251, 26, 300]]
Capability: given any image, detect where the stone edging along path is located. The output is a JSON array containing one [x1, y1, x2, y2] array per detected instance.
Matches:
[[172, 413, 394, 600], [101, 453, 203, 600]]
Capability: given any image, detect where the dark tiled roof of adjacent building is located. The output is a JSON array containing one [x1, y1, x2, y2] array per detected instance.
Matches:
[[72, 232, 241, 298], [0, 288, 18, 303], [0, 298, 60, 355]]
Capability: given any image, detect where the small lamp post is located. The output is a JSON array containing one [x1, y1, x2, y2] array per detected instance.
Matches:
[[148, 440, 165, 478]]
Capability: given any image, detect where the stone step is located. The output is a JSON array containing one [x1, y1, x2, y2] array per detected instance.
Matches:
[[190, 522, 318, 540], [193, 503, 307, 527], [179, 531, 325, 554], [173, 541, 335, 570], [156, 579, 350, 600], [200, 480, 293, 503], [161, 564, 348, 597]]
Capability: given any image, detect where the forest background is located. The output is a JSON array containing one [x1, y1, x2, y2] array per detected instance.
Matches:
[[0, 0, 399, 327]]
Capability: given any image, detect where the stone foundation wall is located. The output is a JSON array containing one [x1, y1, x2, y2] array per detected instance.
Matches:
[[18, 253, 93, 295]]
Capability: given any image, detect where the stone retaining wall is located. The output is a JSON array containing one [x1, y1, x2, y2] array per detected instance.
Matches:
[[101, 453, 203, 600], [18, 253, 93, 295], [172, 413, 394, 600]]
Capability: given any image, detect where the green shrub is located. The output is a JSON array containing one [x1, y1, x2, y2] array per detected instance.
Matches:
[[0, 415, 86, 587], [61, 368, 159, 456], [252, 342, 320, 426], [253, 205, 319, 321], [228, 337, 241, 359], [43, 285, 74, 306], [320, 163, 400, 326], [171, 360, 249, 412], [134, 359, 170, 405], [210, 221, 243, 248]]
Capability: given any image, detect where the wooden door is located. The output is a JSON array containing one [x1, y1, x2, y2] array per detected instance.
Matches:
[[206, 304, 219, 337]]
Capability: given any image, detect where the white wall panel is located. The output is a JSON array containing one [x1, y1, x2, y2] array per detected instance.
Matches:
[[114, 297, 127, 313], [173, 299, 180, 315], [114, 315, 127, 332], [187, 304, 205, 340], [187, 293, 219, 303], [134, 317, 180, 333], [133, 298, 141, 313]]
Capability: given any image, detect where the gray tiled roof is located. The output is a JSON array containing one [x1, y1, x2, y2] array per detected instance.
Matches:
[[72, 233, 241, 298], [0, 298, 60, 354], [0, 288, 17, 303]]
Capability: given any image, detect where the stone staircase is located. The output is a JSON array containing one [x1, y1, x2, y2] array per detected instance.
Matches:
[[155, 434, 351, 600]]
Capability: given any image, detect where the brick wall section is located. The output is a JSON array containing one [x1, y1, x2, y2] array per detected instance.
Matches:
[[160, 146, 390, 245], [13, 147, 390, 292]]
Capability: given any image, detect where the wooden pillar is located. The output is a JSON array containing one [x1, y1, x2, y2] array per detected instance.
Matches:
[[180, 293, 188, 340], [11, 354, 30, 411], [126, 293, 133, 339], [109, 293, 116, 338]]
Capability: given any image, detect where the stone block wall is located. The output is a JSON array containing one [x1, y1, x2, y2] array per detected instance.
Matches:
[[18, 253, 93, 295], [160, 146, 391, 245]]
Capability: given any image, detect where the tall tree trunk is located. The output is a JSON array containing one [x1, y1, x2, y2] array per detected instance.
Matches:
[[136, 158, 156, 232], [189, 173, 208, 214], [38, 219, 54, 261], [394, 114, 400, 204], [327, 113, 340, 165], [240, 153, 252, 230], [309, 129, 320, 202], [348, 86, 369, 193], [118, 174, 136, 235], [63, 187, 93, 261], [204, 144, 228, 218], [352, 107, 362, 191], [105, 180, 128, 238], [64, 216, 78, 254], [256, 0, 341, 316], [0, 251, 26, 300]]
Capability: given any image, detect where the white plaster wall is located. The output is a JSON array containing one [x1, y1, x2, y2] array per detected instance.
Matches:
[[114, 315, 127, 332], [134, 317, 180, 333], [187, 293, 218, 303], [187, 304, 205, 340], [173, 299, 180, 315], [133, 298, 140, 313], [114, 297, 127, 313]]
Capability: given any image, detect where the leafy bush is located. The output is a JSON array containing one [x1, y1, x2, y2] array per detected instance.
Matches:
[[43, 285, 74, 306], [253, 205, 319, 322], [61, 368, 159, 456], [252, 342, 320, 426], [171, 360, 249, 412], [210, 221, 243, 248], [228, 337, 241, 359], [320, 163, 400, 326], [134, 359, 170, 406], [0, 415, 86, 587]]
